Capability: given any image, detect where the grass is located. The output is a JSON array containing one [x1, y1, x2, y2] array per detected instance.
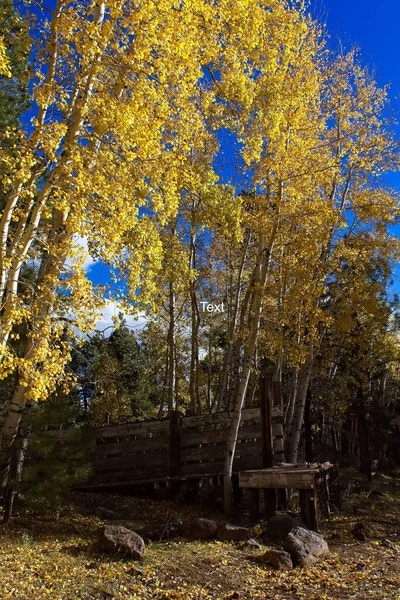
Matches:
[[0, 477, 399, 600]]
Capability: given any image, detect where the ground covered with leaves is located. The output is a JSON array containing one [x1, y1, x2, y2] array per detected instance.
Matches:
[[0, 477, 399, 600]]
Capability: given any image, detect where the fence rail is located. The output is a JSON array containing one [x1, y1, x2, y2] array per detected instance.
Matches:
[[91, 404, 282, 486]]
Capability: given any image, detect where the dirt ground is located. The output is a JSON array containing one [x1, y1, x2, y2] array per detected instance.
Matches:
[[0, 474, 399, 600]]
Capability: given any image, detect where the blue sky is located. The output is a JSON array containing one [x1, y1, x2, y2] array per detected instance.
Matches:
[[318, 0, 400, 292]]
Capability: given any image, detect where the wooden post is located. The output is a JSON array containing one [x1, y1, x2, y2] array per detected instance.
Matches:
[[249, 488, 260, 522], [321, 472, 331, 519], [169, 411, 181, 478], [299, 488, 318, 532], [260, 375, 276, 517], [232, 473, 242, 508]]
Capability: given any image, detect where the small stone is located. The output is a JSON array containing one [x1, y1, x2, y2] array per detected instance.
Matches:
[[244, 538, 261, 548], [98, 525, 145, 560], [217, 524, 252, 542], [254, 547, 293, 570], [381, 538, 397, 550], [283, 526, 329, 568], [238, 538, 261, 550], [186, 518, 218, 539]]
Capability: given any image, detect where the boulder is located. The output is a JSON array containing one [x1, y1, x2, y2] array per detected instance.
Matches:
[[186, 518, 218, 539], [217, 524, 252, 542], [266, 514, 307, 542], [283, 526, 329, 568], [98, 525, 145, 560], [254, 547, 293, 570]]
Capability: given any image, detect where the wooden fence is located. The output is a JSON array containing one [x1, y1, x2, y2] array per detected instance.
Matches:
[[92, 404, 283, 487]]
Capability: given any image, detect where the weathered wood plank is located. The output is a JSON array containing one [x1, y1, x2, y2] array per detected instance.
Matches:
[[239, 469, 317, 489], [181, 412, 231, 430], [179, 456, 263, 476], [180, 423, 281, 448], [95, 452, 169, 473], [95, 437, 169, 459], [95, 419, 169, 441], [181, 439, 262, 463], [180, 408, 261, 431], [92, 466, 169, 484]]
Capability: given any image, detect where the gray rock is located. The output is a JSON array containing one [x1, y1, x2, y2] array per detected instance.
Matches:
[[217, 524, 252, 542], [283, 527, 328, 568], [98, 525, 145, 560], [187, 518, 218, 539], [266, 514, 307, 542], [255, 547, 293, 570], [241, 538, 261, 549]]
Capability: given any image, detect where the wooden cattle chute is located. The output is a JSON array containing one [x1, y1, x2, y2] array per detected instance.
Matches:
[[239, 463, 341, 531], [92, 405, 283, 487], [71, 374, 340, 529]]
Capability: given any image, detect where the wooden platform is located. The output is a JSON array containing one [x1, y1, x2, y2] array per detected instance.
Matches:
[[239, 463, 339, 531]]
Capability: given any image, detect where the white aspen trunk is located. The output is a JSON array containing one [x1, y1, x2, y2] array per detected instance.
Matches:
[[223, 182, 283, 514], [215, 231, 250, 412], [0, 384, 29, 497], [223, 230, 274, 514], [0, 209, 69, 497], [227, 282, 252, 411], [284, 367, 298, 431], [189, 229, 201, 414], [288, 340, 314, 464], [2, 398, 37, 520], [167, 280, 176, 412], [0, 1, 108, 348]]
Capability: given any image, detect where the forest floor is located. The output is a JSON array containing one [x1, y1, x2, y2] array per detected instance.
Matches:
[[0, 472, 399, 600]]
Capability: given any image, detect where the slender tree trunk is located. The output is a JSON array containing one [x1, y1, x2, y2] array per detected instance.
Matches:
[[215, 231, 250, 411], [2, 399, 37, 521], [167, 280, 176, 412], [189, 228, 201, 415], [207, 325, 212, 412], [304, 389, 313, 462], [189, 289, 201, 414], [0, 209, 69, 498], [223, 221, 277, 514], [288, 340, 314, 464], [158, 348, 169, 418], [227, 283, 252, 411]]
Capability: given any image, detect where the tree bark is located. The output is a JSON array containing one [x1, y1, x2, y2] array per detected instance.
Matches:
[[167, 280, 176, 412], [288, 340, 314, 464], [223, 213, 278, 514], [215, 231, 250, 412], [2, 399, 37, 521]]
